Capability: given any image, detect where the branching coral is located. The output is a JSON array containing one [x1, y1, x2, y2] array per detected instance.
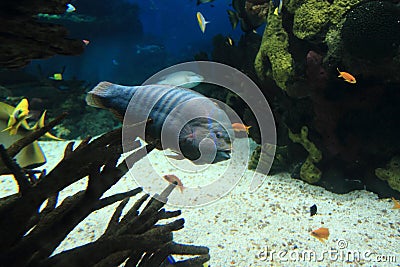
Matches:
[[288, 126, 322, 184], [0, 116, 210, 266]]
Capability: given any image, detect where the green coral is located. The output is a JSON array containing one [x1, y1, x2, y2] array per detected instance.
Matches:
[[293, 0, 331, 40], [249, 143, 290, 175], [290, 0, 364, 41], [255, 4, 294, 90], [288, 126, 322, 183], [324, 24, 343, 65], [375, 156, 400, 193], [255, 0, 367, 90]]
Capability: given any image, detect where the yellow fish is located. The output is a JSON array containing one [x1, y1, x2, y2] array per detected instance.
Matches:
[[226, 37, 234, 46], [0, 101, 46, 169], [196, 12, 210, 33], [1, 99, 30, 135], [0, 100, 64, 140], [50, 73, 63, 81]]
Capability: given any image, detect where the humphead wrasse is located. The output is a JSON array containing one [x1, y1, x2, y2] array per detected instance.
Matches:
[[86, 82, 234, 164]]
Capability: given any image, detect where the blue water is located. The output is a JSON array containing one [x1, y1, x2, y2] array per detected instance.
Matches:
[[24, 0, 244, 85]]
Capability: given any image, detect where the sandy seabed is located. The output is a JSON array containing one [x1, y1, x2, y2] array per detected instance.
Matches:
[[1, 139, 399, 267]]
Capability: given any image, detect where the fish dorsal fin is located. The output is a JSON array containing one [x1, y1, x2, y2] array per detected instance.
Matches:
[[0, 101, 15, 120]]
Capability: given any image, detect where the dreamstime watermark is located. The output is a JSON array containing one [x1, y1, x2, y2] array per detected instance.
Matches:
[[257, 239, 397, 264], [121, 61, 277, 207]]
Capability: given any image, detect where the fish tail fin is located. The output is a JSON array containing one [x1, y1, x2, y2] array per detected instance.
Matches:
[[85, 81, 114, 109]]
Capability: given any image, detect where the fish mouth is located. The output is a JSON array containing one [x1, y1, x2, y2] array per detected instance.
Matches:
[[213, 150, 231, 163]]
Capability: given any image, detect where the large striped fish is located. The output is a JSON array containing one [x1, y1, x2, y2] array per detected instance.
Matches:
[[86, 82, 233, 164]]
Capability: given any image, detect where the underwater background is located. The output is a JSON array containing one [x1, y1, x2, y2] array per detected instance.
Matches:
[[1, 0, 400, 266]]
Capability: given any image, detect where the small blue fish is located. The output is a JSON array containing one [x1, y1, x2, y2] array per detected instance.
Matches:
[[86, 82, 233, 164], [66, 3, 76, 13]]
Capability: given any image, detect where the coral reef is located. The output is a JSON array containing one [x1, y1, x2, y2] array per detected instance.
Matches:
[[288, 126, 322, 184], [292, 0, 331, 41], [244, 0, 268, 29], [290, 0, 364, 42], [0, 116, 210, 266], [248, 143, 289, 175], [375, 156, 400, 193], [341, 1, 400, 60], [0, 0, 85, 68], [254, 4, 294, 90]]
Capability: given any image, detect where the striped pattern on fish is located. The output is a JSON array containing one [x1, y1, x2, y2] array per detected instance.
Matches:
[[86, 82, 233, 163]]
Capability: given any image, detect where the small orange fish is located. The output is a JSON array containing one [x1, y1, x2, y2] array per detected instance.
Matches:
[[163, 174, 185, 193], [337, 68, 356, 84], [311, 227, 329, 242], [232, 123, 251, 134], [391, 197, 400, 209]]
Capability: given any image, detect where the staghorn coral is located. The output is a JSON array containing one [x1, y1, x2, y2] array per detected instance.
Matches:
[[0, 116, 210, 266], [288, 126, 322, 183], [375, 156, 400, 193], [254, 3, 294, 90]]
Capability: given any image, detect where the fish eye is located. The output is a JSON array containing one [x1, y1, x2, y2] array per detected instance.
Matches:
[[215, 131, 222, 138]]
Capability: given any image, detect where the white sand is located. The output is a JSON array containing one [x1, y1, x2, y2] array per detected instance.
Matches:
[[1, 139, 399, 266]]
